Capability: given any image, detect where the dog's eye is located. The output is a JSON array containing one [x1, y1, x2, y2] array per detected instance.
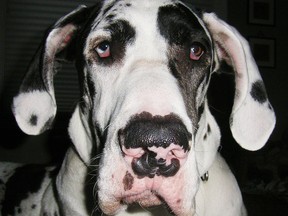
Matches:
[[190, 43, 205, 60], [95, 41, 111, 58]]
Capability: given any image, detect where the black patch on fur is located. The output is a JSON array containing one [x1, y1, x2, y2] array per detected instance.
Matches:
[[86, 74, 96, 103], [1, 165, 46, 215], [100, 20, 136, 66], [203, 133, 207, 140], [250, 80, 268, 103], [207, 124, 211, 133], [157, 3, 203, 46], [157, 3, 212, 127], [198, 103, 205, 117], [29, 114, 38, 126], [203, 124, 211, 140], [85, 19, 136, 67]]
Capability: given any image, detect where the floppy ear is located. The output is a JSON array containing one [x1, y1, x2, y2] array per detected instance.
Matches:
[[203, 13, 276, 151], [12, 5, 91, 135]]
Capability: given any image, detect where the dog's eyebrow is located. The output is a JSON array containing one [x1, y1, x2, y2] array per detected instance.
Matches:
[[157, 4, 208, 46], [104, 19, 136, 44]]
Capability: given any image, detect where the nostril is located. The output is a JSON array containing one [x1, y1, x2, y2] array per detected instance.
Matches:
[[132, 152, 181, 178], [157, 158, 166, 166], [157, 158, 180, 177], [132, 152, 158, 178], [121, 146, 145, 158], [170, 148, 187, 159]]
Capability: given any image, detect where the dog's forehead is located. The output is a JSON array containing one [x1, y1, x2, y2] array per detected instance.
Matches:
[[92, 0, 169, 29], [100, 0, 175, 18], [91, 0, 206, 35]]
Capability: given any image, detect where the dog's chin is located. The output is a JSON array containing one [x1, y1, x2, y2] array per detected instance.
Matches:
[[99, 191, 160, 215], [121, 190, 162, 205], [100, 190, 195, 216]]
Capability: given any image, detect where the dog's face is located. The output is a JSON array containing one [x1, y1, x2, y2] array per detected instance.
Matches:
[[84, 2, 213, 214], [12, 0, 276, 215]]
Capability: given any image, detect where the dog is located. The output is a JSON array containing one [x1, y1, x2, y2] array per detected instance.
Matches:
[[0, 0, 276, 215]]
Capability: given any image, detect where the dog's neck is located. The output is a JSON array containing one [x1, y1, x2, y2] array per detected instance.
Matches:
[[195, 100, 221, 176], [68, 105, 94, 164], [55, 148, 92, 215]]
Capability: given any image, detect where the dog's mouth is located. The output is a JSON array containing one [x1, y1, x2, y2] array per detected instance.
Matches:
[[98, 168, 196, 216], [119, 175, 168, 206]]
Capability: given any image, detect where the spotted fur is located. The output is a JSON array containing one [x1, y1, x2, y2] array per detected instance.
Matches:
[[2, 0, 275, 215]]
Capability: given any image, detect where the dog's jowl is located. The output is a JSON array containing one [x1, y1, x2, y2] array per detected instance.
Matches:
[[1, 0, 275, 216]]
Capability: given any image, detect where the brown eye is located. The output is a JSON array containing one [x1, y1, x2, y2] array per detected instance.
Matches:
[[190, 43, 204, 60], [95, 41, 111, 58]]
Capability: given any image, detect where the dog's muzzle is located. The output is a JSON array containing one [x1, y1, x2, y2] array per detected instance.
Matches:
[[118, 112, 191, 178]]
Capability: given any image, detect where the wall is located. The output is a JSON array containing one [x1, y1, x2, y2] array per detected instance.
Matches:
[[0, 0, 6, 94], [227, 0, 288, 141]]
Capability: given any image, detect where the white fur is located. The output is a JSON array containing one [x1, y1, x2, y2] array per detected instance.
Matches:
[[6, 1, 276, 216], [203, 13, 276, 150], [12, 90, 56, 135], [68, 105, 93, 163], [195, 100, 221, 177]]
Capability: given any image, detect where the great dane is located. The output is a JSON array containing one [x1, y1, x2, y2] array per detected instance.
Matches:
[[0, 0, 276, 215]]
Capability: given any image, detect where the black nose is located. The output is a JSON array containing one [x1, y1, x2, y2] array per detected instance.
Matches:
[[118, 112, 191, 178]]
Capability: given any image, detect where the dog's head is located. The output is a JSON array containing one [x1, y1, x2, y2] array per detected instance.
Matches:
[[12, 0, 275, 215]]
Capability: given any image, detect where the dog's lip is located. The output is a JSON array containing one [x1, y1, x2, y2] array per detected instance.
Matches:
[[120, 190, 162, 205]]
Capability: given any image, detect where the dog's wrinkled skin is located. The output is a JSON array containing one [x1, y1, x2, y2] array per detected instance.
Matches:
[[0, 0, 275, 215]]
